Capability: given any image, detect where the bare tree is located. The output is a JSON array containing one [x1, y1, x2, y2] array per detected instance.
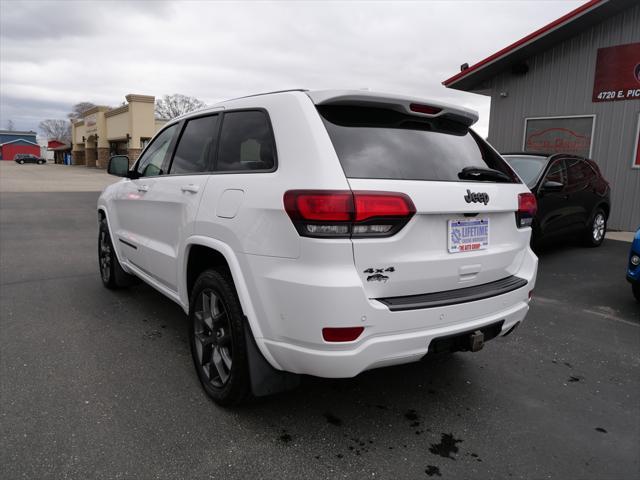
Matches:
[[155, 94, 206, 120], [39, 119, 71, 143], [68, 102, 96, 120], [5, 119, 15, 131]]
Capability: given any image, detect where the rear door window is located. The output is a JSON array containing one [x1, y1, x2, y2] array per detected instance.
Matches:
[[566, 158, 595, 184], [169, 115, 219, 174], [215, 111, 276, 172], [318, 105, 518, 183]]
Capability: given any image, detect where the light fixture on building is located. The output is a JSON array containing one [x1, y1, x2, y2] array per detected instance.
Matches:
[[500, 91, 509, 98], [126, 133, 131, 149]]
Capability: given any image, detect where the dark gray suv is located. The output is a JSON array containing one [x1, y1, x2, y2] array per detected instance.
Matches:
[[14, 154, 46, 164]]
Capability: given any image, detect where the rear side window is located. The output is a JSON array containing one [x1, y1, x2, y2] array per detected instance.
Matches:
[[545, 160, 567, 184], [170, 115, 219, 174], [318, 105, 518, 183], [216, 111, 276, 172]]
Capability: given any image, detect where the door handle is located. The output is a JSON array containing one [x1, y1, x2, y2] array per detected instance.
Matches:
[[181, 184, 200, 194], [137, 185, 149, 193]]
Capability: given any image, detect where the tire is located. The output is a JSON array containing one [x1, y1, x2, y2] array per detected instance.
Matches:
[[98, 217, 137, 289], [633, 283, 640, 303], [583, 208, 606, 247], [18, 160, 24, 164], [189, 269, 251, 406]]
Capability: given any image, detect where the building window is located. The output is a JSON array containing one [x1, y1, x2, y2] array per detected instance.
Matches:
[[523, 115, 595, 158]]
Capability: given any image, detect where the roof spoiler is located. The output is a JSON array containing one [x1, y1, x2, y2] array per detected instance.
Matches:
[[307, 90, 479, 127]]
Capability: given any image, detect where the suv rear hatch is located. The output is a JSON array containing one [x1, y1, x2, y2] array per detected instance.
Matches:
[[309, 91, 531, 300]]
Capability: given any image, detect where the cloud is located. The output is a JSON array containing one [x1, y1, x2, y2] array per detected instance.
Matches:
[[0, 0, 585, 136]]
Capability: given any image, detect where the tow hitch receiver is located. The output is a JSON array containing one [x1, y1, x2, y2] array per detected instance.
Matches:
[[426, 321, 503, 355], [470, 330, 485, 352]]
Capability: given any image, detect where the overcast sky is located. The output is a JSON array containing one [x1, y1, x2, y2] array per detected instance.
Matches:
[[0, 0, 586, 137]]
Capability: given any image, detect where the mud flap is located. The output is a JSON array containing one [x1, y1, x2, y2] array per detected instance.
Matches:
[[244, 319, 300, 397]]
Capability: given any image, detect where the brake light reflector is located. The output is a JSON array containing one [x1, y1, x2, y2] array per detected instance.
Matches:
[[517, 192, 537, 228], [322, 327, 364, 342], [410, 103, 442, 115], [284, 190, 415, 238]]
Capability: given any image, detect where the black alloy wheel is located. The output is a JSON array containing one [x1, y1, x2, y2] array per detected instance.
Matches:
[[98, 217, 137, 289], [99, 220, 115, 287], [193, 288, 233, 387], [189, 269, 250, 405]]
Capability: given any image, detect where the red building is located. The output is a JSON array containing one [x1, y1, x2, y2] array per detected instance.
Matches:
[[0, 130, 40, 160]]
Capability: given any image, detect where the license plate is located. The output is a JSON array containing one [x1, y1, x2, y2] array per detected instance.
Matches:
[[448, 218, 489, 253]]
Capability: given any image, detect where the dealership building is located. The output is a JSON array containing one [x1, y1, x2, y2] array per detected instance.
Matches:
[[444, 0, 639, 231], [71, 94, 166, 169]]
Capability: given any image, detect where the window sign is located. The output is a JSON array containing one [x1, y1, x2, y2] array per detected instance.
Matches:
[[523, 116, 594, 158], [592, 42, 640, 103], [634, 112, 640, 169]]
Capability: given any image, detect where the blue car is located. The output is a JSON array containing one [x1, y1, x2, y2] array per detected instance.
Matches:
[[628, 229, 640, 302]]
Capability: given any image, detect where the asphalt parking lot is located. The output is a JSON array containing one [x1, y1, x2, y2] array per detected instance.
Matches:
[[1, 163, 638, 479]]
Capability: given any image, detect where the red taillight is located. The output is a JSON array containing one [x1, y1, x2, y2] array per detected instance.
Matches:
[[287, 191, 353, 221], [322, 327, 364, 342], [284, 190, 415, 238], [517, 192, 537, 228], [354, 193, 414, 221], [409, 103, 442, 115]]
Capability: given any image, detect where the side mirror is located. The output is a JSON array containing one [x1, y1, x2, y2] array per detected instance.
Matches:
[[107, 155, 130, 177], [541, 180, 564, 192]]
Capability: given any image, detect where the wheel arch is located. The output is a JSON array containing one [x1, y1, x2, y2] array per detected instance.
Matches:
[[597, 201, 610, 220], [181, 236, 283, 370]]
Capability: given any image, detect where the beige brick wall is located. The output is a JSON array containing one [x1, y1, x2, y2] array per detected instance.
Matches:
[[127, 148, 142, 166], [86, 148, 97, 168], [72, 150, 85, 165], [97, 148, 110, 169]]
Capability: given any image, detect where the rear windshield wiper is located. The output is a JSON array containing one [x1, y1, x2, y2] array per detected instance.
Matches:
[[458, 166, 511, 183]]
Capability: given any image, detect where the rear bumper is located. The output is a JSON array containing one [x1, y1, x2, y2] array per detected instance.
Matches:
[[263, 298, 529, 377], [245, 247, 537, 378]]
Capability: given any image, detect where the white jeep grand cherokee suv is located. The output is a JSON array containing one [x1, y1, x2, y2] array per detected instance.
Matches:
[[98, 90, 538, 405]]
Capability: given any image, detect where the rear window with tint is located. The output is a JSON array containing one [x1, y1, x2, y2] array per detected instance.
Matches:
[[318, 105, 519, 183]]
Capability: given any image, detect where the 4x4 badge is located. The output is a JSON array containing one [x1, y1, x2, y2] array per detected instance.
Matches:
[[464, 189, 489, 205]]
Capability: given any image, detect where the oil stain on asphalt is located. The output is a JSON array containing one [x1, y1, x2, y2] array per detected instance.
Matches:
[[279, 430, 292, 444], [429, 433, 463, 459], [425, 465, 442, 476]]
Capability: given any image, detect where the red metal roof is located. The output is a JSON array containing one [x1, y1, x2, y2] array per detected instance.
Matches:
[[443, 0, 604, 87]]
